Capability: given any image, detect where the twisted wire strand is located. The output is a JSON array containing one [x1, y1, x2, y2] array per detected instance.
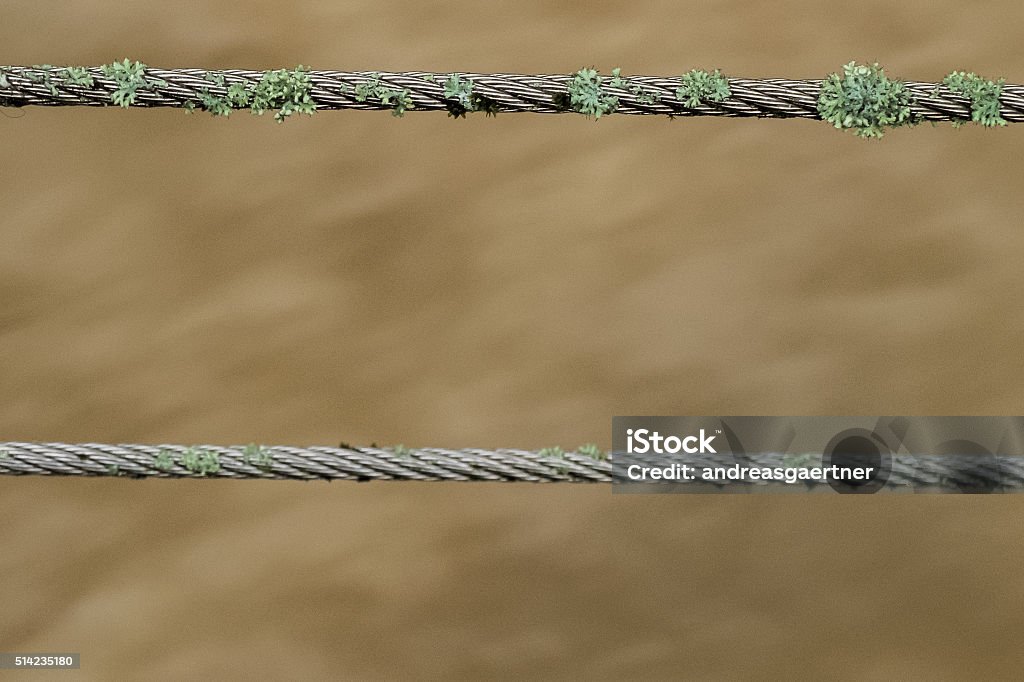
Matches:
[[2, 66, 1024, 122], [3, 443, 1024, 490], [0, 443, 612, 483]]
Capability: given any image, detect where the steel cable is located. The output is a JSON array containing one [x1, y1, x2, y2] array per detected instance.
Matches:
[[2, 66, 1023, 123]]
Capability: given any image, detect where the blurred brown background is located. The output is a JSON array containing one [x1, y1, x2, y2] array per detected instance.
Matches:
[[3, 1, 1024, 678]]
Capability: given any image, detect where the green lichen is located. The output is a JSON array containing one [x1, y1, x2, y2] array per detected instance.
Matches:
[[250, 66, 317, 123], [442, 73, 499, 118], [199, 90, 232, 117], [353, 78, 374, 100], [393, 444, 412, 458], [538, 446, 568, 475], [226, 82, 251, 108], [203, 71, 226, 87], [354, 72, 414, 117], [676, 68, 731, 108], [443, 73, 474, 115], [101, 59, 150, 108], [153, 450, 175, 471], [107, 464, 120, 476], [189, 71, 239, 116], [64, 66, 94, 87], [576, 443, 607, 460], [28, 65, 60, 96], [191, 76, 255, 118], [180, 446, 220, 476], [629, 83, 661, 106], [943, 71, 1006, 128], [817, 61, 916, 139], [242, 443, 274, 470], [554, 68, 619, 119]]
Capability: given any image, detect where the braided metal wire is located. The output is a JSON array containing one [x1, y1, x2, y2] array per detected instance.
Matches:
[[2, 65, 1024, 122], [0, 443, 612, 482], [3, 443, 1024, 491]]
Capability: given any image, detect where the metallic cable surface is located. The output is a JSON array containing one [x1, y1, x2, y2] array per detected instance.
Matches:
[[0, 443, 613, 482], [1, 66, 1022, 122], [3, 443, 1024, 491]]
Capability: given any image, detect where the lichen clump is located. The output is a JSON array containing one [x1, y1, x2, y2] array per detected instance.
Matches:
[[180, 447, 221, 476], [242, 443, 274, 470], [153, 450, 175, 471], [250, 66, 316, 122], [64, 66, 94, 87], [25, 65, 60, 96], [676, 69, 731, 108], [354, 73, 414, 117], [185, 66, 316, 122], [817, 61, 916, 138], [943, 71, 1006, 128], [555, 68, 620, 119], [101, 59, 152, 108], [630, 83, 661, 106], [442, 73, 500, 118], [576, 443, 607, 460], [538, 446, 569, 475]]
